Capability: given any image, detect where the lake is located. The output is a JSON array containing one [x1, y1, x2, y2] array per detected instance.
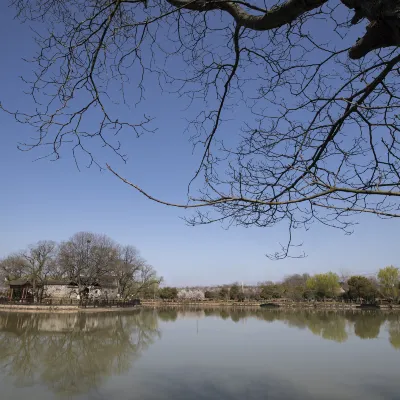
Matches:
[[0, 308, 399, 399]]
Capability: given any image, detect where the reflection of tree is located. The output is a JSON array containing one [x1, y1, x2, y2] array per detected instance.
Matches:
[[229, 310, 248, 323], [267, 311, 348, 343], [220, 310, 230, 320], [203, 309, 221, 318], [157, 309, 178, 322], [306, 313, 348, 343], [387, 315, 400, 350], [249, 309, 348, 342], [169, 308, 392, 345], [0, 310, 160, 396], [352, 312, 385, 339]]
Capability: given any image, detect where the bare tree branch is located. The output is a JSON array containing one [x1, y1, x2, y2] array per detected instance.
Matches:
[[4, 0, 400, 258]]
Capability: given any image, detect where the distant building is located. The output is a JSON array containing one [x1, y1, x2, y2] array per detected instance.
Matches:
[[7, 276, 119, 300]]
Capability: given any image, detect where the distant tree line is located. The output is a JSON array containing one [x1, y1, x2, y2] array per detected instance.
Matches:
[[154, 266, 400, 304], [0, 232, 161, 302], [2, 236, 398, 305]]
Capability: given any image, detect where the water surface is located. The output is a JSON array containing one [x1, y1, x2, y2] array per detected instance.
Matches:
[[0, 308, 399, 399]]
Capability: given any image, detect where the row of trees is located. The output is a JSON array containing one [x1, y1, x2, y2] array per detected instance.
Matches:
[[0, 232, 161, 302], [157, 285, 246, 301], [2, 235, 397, 303], [257, 272, 376, 302], [155, 266, 400, 303], [256, 267, 400, 302]]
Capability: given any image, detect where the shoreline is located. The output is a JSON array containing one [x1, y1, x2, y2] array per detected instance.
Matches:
[[141, 301, 400, 311], [1, 301, 399, 313], [0, 304, 139, 313]]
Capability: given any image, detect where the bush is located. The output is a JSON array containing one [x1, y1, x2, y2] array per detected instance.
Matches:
[[158, 287, 178, 300]]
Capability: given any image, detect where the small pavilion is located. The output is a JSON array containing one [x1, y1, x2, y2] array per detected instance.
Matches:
[[7, 279, 35, 301]]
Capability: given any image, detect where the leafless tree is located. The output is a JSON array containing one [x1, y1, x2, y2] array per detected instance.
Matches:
[[113, 245, 161, 300], [0, 254, 28, 284], [281, 274, 310, 300], [1, 233, 158, 301], [4, 0, 400, 257], [58, 232, 119, 300], [20, 241, 58, 301], [0, 242, 58, 300]]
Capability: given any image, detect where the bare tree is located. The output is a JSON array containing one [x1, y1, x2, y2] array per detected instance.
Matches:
[[282, 274, 310, 301], [0, 242, 58, 300], [20, 241, 58, 302], [4, 0, 400, 257], [58, 232, 119, 300], [114, 245, 161, 300], [0, 233, 157, 301], [0, 255, 29, 286]]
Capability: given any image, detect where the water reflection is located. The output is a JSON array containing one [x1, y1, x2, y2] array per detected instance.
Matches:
[[155, 307, 400, 347], [0, 308, 399, 399], [0, 311, 160, 396], [387, 314, 400, 349]]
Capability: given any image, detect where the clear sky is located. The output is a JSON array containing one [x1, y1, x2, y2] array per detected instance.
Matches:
[[0, 3, 398, 286]]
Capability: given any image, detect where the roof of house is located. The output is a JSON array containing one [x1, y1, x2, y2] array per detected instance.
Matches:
[[8, 279, 75, 286], [8, 279, 32, 286]]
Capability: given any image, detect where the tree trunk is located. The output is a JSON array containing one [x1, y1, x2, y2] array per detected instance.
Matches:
[[78, 284, 84, 306]]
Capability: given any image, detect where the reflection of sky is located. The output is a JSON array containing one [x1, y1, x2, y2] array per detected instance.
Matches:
[[2, 310, 397, 400], [129, 317, 398, 400]]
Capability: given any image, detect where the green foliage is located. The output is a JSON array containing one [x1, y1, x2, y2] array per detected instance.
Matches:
[[353, 314, 385, 339], [204, 290, 218, 300], [237, 292, 245, 302], [157, 310, 178, 322], [306, 272, 340, 299], [282, 274, 310, 301], [260, 284, 283, 300], [377, 266, 399, 300], [388, 316, 400, 349], [219, 287, 229, 300], [307, 314, 348, 343], [158, 287, 178, 300], [140, 281, 161, 299], [229, 284, 240, 300], [347, 276, 376, 301]]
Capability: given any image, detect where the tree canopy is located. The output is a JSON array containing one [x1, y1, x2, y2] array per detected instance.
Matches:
[[3, 0, 400, 257], [347, 275, 377, 301], [306, 272, 340, 299], [158, 287, 178, 300], [377, 265, 399, 300]]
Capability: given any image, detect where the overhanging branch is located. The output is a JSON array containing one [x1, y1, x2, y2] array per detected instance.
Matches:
[[166, 0, 327, 30]]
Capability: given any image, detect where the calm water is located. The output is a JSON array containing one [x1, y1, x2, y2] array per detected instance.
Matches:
[[0, 308, 399, 400]]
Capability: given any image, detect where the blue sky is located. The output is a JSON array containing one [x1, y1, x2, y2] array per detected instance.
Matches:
[[0, 3, 399, 286]]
